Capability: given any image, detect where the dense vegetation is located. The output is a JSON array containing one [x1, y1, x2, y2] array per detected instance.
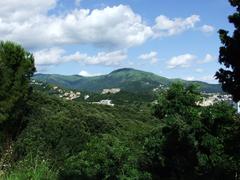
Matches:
[[0, 41, 35, 165], [216, 0, 240, 101], [1, 3, 240, 177], [1, 77, 240, 179]]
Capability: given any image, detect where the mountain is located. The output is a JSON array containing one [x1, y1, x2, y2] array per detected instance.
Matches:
[[33, 68, 222, 93]]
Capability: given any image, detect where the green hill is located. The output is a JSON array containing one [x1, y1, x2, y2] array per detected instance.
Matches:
[[33, 68, 222, 93]]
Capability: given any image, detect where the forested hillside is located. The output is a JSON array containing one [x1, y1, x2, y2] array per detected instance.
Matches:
[[1, 78, 240, 180], [33, 68, 222, 94]]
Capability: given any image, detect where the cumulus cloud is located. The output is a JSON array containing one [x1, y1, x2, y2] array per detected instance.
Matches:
[[34, 47, 66, 65], [0, 3, 153, 49], [0, 1, 207, 70], [0, 0, 56, 22], [201, 25, 214, 33], [153, 15, 200, 37], [0, 0, 203, 50], [167, 54, 196, 69], [198, 54, 216, 64], [79, 70, 102, 77], [138, 51, 158, 64], [34, 48, 127, 66]]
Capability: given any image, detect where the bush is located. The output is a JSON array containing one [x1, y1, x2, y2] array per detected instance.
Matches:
[[60, 134, 151, 180]]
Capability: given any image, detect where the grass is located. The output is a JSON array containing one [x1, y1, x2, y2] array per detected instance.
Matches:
[[3, 155, 58, 180]]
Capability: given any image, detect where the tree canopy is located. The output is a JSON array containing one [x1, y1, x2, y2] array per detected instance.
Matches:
[[0, 41, 35, 134], [215, 0, 240, 102], [143, 83, 240, 179]]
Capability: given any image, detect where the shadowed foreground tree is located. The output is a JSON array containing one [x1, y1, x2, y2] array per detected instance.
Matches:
[[143, 83, 240, 180], [0, 41, 35, 137], [215, 0, 240, 102]]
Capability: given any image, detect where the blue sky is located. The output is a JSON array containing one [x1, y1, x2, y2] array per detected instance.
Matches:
[[0, 0, 235, 83]]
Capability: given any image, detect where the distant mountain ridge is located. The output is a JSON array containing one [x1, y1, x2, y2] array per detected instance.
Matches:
[[33, 68, 222, 93]]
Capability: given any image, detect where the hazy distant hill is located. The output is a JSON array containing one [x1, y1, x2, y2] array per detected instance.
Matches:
[[33, 68, 222, 93]]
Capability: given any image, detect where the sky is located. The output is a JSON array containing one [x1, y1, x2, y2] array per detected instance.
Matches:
[[0, 0, 235, 83]]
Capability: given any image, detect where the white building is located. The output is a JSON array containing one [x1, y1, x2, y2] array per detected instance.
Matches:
[[92, 100, 114, 106], [84, 95, 90, 100], [101, 88, 121, 94]]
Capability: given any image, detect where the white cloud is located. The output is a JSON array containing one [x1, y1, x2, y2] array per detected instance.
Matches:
[[0, 3, 153, 49], [0, 1, 203, 50], [185, 76, 195, 81], [0, 0, 57, 22], [0, 1, 206, 73], [167, 54, 196, 69], [138, 51, 158, 64], [34, 47, 66, 65], [153, 15, 200, 37], [201, 25, 214, 33], [198, 54, 216, 64], [34, 48, 127, 66], [79, 70, 102, 77], [66, 50, 127, 66]]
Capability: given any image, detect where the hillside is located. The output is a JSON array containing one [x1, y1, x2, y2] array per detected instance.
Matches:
[[33, 68, 222, 93]]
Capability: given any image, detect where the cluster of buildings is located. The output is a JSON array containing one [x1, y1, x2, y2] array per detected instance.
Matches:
[[153, 84, 166, 92], [51, 85, 115, 106], [101, 88, 121, 94], [31, 80, 44, 86], [199, 93, 232, 106], [50, 86, 81, 100], [200, 93, 240, 113], [60, 91, 81, 100]]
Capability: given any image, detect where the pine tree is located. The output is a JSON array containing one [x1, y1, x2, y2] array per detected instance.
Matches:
[[0, 41, 35, 135]]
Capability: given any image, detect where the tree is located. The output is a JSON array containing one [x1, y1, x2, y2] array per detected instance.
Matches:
[[0, 41, 35, 136], [215, 0, 240, 102], [153, 83, 202, 119], [61, 135, 150, 180], [143, 83, 240, 179]]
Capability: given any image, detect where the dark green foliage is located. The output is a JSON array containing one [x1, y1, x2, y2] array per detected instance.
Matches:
[[198, 103, 240, 179], [0, 41, 35, 134], [1, 80, 239, 180], [153, 83, 202, 119], [9, 90, 156, 179], [143, 83, 240, 180], [83, 91, 155, 105], [143, 116, 199, 180], [215, 0, 240, 101], [61, 134, 151, 180], [14, 92, 94, 161]]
